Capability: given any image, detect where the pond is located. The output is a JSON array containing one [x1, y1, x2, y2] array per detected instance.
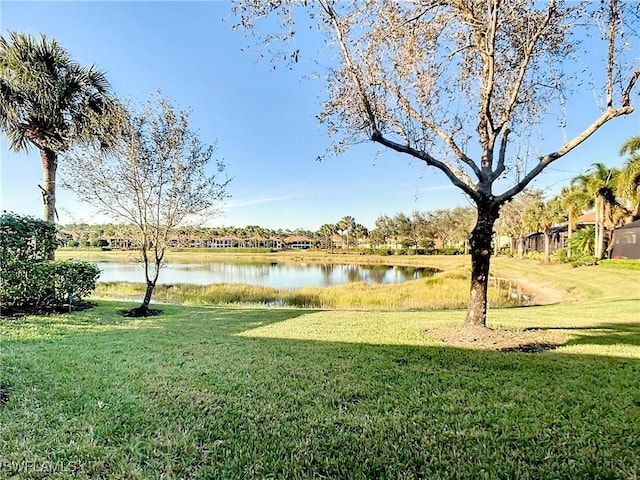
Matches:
[[95, 260, 438, 289]]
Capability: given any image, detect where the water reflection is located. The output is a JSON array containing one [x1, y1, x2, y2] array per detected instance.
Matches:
[[95, 260, 438, 289]]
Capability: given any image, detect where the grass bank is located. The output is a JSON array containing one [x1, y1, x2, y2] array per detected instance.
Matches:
[[92, 268, 518, 310], [1, 259, 639, 478]]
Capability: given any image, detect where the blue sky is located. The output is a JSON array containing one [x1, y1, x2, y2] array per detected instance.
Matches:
[[1, 1, 639, 231]]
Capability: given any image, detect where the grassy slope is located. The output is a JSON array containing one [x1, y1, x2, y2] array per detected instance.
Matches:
[[1, 257, 639, 478]]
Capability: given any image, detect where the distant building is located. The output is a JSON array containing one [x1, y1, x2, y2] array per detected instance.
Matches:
[[610, 219, 640, 259], [283, 235, 315, 250]]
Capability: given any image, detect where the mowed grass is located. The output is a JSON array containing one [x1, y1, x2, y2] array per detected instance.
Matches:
[[1, 258, 639, 478]]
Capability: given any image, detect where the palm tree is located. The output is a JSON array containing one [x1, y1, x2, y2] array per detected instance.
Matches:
[[353, 223, 369, 250], [567, 225, 596, 258], [558, 185, 591, 259], [318, 223, 336, 252], [0, 31, 116, 224], [617, 136, 640, 220], [572, 163, 620, 259], [337, 216, 356, 249]]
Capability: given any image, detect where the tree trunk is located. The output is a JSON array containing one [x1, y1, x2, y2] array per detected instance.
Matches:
[[517, 235, 525, 259], [567, 213, 574, 260], [595, 197, 604, 259], [133, 281, 156, 315], [39, 148, 58, 224], [543, 231, 551, 263], [465, 202, 500, 327], [142, 281, 155, 308]]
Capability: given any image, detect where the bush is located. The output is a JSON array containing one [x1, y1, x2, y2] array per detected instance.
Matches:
[[599, 259, 640, 270], [524, 251, 544, 260], [571, 255, 598, 268], [552, 247, 569, 263], [0, 213, 100, 309], [51, 261, 101, 302], [92, 238, 109, 247], [434, 247, 463, 255]]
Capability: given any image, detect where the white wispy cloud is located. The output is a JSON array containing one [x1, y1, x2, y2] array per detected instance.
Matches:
[[416, 184, 457, 193], [223, 195, 299, 209]]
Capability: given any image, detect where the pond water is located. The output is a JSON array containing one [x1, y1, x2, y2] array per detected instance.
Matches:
[[95, 260, 438, 289]]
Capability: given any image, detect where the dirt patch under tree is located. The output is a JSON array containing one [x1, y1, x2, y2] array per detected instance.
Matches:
[[424, 325, 568, 352]]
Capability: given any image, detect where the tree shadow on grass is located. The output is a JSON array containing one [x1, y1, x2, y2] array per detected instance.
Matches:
[[2, 304, 639, 479], [525, 322, 640, 349]]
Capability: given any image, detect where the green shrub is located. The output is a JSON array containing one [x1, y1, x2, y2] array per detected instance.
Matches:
[[599, 259, 640, 269], [0, 213, 100, 308], [552, 247, 569, 263], [568, 226, 595, 257], [0, 212, 57, 262], [571, 255, 598, 268], [434, 247, 463, 255], [92, 238, 109, 247], [51, 260, 101, 302]]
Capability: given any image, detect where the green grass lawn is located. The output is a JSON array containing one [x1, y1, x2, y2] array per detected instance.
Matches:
[[1, 258, 639, 479]]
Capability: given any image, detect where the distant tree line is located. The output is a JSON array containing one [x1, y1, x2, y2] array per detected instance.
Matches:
[[58, 206, 477, 254]]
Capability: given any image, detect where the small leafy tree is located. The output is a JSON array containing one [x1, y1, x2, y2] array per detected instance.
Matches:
[[62, 92, 231, 315]]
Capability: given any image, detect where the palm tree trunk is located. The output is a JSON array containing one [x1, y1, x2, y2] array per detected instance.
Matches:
[[39, 148, 57, 224], [567, 212, 574, 260], [595, 197, 604, 259]]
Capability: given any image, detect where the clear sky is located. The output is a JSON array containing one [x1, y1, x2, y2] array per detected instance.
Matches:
[[1, 1, 639, 231]]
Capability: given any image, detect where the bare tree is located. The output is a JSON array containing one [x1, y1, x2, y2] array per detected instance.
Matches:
[[233, 0, 639, 327], [62, 93, 230, 315]]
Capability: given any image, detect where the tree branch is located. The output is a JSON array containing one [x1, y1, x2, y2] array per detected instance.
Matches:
[[497, 105, 634, 202], [319, 0, 378, 133], [372, 130, 478, 199]]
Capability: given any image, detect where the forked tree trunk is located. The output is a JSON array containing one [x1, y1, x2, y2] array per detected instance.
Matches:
[[134, 249, 161, 316], [140, 281, 155, 312], [465, 202, 501, 327]]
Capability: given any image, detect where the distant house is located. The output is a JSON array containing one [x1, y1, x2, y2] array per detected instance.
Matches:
[[610, 220, 640, 259], [525, 210, 598, 255], [104, 236, 133, 249], [330, 235, 344, 249], [283, 235, 315, 250], [208, 235, 242, 248], [525, 224, 568, 254]]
